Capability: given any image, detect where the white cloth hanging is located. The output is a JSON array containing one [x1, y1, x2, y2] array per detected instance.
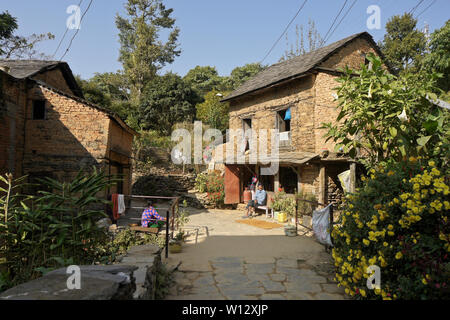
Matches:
[[118, 194, 126, 215]]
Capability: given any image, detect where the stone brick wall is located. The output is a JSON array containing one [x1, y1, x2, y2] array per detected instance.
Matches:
[[107, 120, 134, 195], [21, 85, 134, 196], [0, 75, 27, 178], [22, 85, 110, 182], [319, 37, 379, 70], [228, 75, 315, 155], [32, 68, 74, 96]]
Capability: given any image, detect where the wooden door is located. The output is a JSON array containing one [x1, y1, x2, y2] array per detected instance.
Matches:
[[224, 165, 241, 204]]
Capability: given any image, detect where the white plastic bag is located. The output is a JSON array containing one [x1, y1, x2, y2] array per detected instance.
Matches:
[[338, 170, 351, 193], [312, 204, 333, 246]]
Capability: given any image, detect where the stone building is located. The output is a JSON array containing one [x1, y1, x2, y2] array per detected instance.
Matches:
[[0, 60, 137, 195], [215, 32, 387, 206]]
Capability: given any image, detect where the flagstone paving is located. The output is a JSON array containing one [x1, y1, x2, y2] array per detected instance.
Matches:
[[163, 208, 348, 300], [167, 256, 346, 300]]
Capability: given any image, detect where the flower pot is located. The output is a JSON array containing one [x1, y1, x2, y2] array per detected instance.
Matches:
[[169, 242, 182, 254], [273, 211, 280, 220], [277, 212, 288, 223], [284, 225, 297, 237]]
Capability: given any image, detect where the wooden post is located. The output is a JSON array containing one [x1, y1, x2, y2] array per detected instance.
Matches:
[[165, 210, 169, 259], [319, 165, 326, 204], [274, 169, 280, 192], [350, 162, 356, 193]]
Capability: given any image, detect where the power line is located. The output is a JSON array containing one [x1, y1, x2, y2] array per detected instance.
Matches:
[[322, 0, 357, 46], [319, 0, 348, 48], [409, 0, 426, 14], [52, 0, 84, 59], [416, 0, 437, 18], [59, 0, 94, 61], [260, 0, 308, 64]]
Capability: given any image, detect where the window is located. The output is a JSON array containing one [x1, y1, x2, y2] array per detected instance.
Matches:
[[362, 53, 372, 70], [32, 100, 46, 120], [242, 118, 252, 152], [276, 108, 291, 132], [276, 108, 291, 147]]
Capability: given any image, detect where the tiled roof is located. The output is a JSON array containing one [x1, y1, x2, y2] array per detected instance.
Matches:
[[223, 32, 379, 101], [0, 59, 83, 98], [0, 59, 62, 79]]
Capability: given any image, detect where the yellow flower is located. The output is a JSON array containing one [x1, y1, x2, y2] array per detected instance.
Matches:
[[360, 289, 366, 297], [363, 239, 370, 246], [383, 242, 388, 247], [395, 252, 403, 259], [422, 278, 427, 285], [428, 160, 435, 167]]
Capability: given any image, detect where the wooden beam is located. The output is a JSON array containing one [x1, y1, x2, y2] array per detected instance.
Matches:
[[350, 162, 356, 193], [319, 165, 326, 204], [274, 169, 280, 192]]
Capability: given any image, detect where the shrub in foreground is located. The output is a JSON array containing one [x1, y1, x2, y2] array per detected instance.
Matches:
[[332, 158, 449, 300]]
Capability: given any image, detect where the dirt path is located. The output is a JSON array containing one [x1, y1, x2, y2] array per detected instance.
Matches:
[[163, 208, 348, 300]]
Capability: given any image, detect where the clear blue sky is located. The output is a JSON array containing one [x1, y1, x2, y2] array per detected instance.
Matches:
[[3, 0, 449, 79]]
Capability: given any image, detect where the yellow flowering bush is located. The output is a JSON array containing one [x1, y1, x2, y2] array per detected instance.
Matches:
[[332, 158, 449, 299]]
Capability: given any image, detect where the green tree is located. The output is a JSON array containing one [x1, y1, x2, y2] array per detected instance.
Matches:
[[227, 63, 265, 89], [116, 0, 180, 101], [421, 20, 450, 99], [322, 53, 448, 168], [0, 11, 54, 59], [196, 90, 230, 132], [75, 72, 135, 126], [138, 72, 200, 135], [379, 13, 427, 74], [183, 66, 225, 96]]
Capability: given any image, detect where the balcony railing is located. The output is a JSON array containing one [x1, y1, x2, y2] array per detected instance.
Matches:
[[277, 131, 291, 148]]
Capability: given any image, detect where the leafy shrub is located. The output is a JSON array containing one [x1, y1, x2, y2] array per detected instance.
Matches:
[[0, 169, 114, 291], [332, 158, 449, 300], [175, 200, 190, 229], [205, 172, 225, 208], [271, 192, 296, 218], [194, 173, 208, 193], [95, 229, 165, 265], [296, 190, 318, 216]]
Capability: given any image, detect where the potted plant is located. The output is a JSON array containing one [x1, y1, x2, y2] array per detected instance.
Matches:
[[168, 239, 182, 253], [271, 192, 285, 220]]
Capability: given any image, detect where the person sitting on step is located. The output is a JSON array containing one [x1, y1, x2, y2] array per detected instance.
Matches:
[[141, 201, 166, 228], [244, 184, 267, 218]]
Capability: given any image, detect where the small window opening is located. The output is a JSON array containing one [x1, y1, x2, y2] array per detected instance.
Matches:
[[32, 100, 46, 120], [276, 108, 291, 132]]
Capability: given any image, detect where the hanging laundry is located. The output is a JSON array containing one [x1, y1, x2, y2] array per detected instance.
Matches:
[[284, 107, 291, 120], [112, 194, 120, 221], [118, 194, 126, 216]]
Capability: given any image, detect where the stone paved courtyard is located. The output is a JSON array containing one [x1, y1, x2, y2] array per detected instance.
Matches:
[[163, 208, 348, 300]]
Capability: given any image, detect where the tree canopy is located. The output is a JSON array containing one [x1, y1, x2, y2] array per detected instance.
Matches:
[[379, 13, 427, 74], [322, 53, 448, 168], [0, 10, 54, 59], [196, 90, 230, 132], [116, 0, 180, 101], [138, 72, 200, 135]]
